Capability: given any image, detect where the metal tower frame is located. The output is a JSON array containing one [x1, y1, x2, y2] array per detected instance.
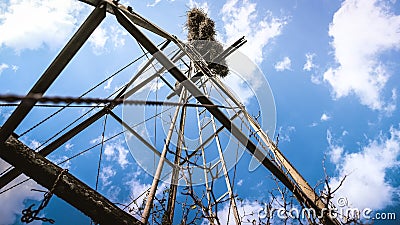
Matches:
[[0, 1, 340, 224]]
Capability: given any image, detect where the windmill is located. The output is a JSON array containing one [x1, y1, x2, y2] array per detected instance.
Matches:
[[0, 1, 340, 224]]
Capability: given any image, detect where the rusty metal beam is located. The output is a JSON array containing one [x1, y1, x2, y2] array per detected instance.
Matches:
[[0, 3, 106, 144], [114, 8, 339, 225], [0, 135, 141, 225]]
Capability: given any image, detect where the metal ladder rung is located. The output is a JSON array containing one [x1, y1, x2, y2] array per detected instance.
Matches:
[[199, 108, 207, 115], [200, 117, 216, 130], [210, 160, 221, 171], [212, 192, 229, 206], [200, 121, 211, 130]]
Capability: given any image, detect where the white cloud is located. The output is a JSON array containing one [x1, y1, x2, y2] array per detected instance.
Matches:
[[11, 65, 18, 72], [276, 126, 296, 143], [125, 179, 150, 217], [89, 26, 109, 55], [329, 146, 344, 165], [320, 113, 331, 121], [222, 74, 255, 105], [222, 49, 272, 107], [303, 52, 316, 71], [0, 0, 83, 52], [323, 0, 400, 112], [0, 159, 43, 225], [103, 144, 114, 157], [103, 140, 130, 169], [0, 109, 12, 124], [149, 79, 165, 92], [310, 74, 322, 85], [99, 166, 116, 187], [274, 57, 291, 72], [147, 0, 176, 8], [221, 0, 287, 64], [123, 170, 168, 217], [105, 185, 121, 202], [89, 25, 127, 55], [326, 129, 344, 164], [327, 126, 400, 210], [205, 200, 263, 224], [147, 0, 161, 7], [104, 77, 113, 90], [0, 63, 9, 74], [188, 0, 209, 14], [65, 142, 73, 151], [0, 63, 18, 75], [89, 136, 130, 168], [109, 26, 127, 48], [28, 139, 41, 150]]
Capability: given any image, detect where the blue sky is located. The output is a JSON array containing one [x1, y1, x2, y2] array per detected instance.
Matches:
[[0, 0, 400, 224]]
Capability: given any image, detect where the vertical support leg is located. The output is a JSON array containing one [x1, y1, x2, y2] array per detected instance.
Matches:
[[141, 94, 185, 224], [210, 115, 241, 224], [165, 89, 187, 224], [195, 87, 216, 225]]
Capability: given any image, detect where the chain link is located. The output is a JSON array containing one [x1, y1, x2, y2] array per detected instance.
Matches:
[[21, 169, 68, 224], [0, 94, 233, 109]]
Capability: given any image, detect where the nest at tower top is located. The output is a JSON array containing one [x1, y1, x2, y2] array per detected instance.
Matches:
[[186, 8, 229, 78]]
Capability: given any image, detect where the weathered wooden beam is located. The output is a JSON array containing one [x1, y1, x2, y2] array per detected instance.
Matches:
[[0, 135, 141, 225]]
